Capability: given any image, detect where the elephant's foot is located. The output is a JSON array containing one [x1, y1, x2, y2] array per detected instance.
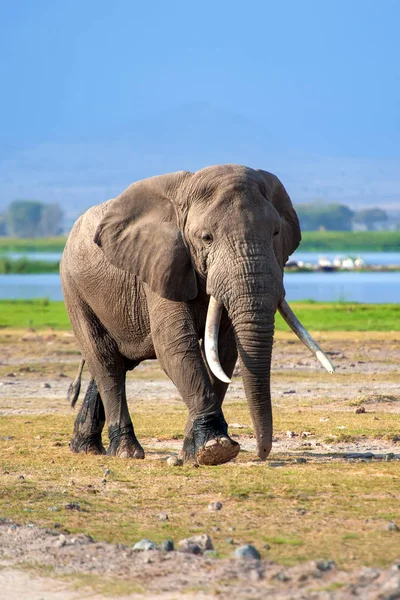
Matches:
[[107, 423, 145, 459], [182, 412, 240, 466], [196, 436, 240, 466], [70, 433, 106, 455]]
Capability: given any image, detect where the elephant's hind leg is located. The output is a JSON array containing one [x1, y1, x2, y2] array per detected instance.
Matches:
[[67, 294, 144, 460], [70, 378, 106, 455]]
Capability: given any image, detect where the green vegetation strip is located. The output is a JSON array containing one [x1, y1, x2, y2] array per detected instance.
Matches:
[[0, 257, 60, 274], [0, 231, 399, 253], [300, 231, 400, 252], [0, 300, 398, 331], [0, 411, 399, 568], [0, 236, 67, 252]]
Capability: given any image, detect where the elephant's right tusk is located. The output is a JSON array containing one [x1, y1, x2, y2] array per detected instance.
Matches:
[[204, 296, 232, 383], [278, 299, 335, 373]]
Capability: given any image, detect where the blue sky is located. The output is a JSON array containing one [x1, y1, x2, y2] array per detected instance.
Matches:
[[0, 0, 399, 211]]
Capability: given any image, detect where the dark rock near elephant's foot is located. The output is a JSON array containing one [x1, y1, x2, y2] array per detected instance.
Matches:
[[107, 423, 145, 459], [182, 412, 240, 466], [70, 434, 106, 455]]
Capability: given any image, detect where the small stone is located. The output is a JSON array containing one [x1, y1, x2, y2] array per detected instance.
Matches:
[[178, 534, 213, 554], [41, 382, 51, 389], [385, 453, 395, 461], [159, 539, 174, 552], [6, 372, 16, 377], [355, 406, 366, 414], [283, 390, 296, 394], [133, 538, 157, 551], [233, 545, 261, 560], [179, 542, 202, 554], [296, 458, 307, 464], [167, 455, 183, 467], [18, 475, 25, 481], [54, 534, 67, 548], [263, 543, 271, 550], [386, 521, 399, 532], [301, 431, 312, 438], [48, 506, 60, 512], [225, 537, 235, 544], [269, 462, 285, 468], [157, 512, 169, 521], [274, 571, 291, 582], [286, 431, 296, 438], [316, 559, 336, 572], [208, 501, 223, 511], [64, 502, 81, 511]]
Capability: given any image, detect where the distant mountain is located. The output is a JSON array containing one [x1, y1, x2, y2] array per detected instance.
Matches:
[[0, 103, 399, 224]]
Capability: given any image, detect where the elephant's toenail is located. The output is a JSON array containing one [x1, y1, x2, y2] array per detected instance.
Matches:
[[220, 437, 231, 446], [205, 439, 218, 448]]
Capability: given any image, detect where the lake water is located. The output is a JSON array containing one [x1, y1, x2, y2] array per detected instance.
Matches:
[[2, 251, 400, 266], [0, 271, 399, 303]]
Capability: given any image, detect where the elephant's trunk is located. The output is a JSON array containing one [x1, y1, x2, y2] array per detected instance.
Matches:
[[231, 307, 275, 459]]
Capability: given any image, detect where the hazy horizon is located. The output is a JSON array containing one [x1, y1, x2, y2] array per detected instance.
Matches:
[[1, 1, 399, 216]]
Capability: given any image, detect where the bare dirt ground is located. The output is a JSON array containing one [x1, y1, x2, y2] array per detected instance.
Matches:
[[0, 330, 399, 599]]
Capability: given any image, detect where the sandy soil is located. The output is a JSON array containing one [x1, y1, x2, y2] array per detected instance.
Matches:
[[0, 330, 399, 598]]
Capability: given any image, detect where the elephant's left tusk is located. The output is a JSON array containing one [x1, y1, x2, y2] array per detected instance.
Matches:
[[278, 299, 335, 373], [204, 296, 232, 383]]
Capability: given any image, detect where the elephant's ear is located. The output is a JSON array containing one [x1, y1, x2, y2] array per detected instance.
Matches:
[[94, 171, 197, 302], [257, 170, 302, 269]]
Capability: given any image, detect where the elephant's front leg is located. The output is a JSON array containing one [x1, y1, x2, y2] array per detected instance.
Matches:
[[148, 296, 239, 465]]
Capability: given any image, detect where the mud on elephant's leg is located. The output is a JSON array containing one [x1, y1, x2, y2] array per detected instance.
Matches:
[[70, 378, 106, 455], [93, 370, 145, 459], [106, 423, 144, 459], [182, 411, 239, 465]]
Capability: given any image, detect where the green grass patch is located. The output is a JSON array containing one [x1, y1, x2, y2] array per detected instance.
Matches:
[[299, 231, 400, 252], [0, 300, 398, 331], [0, 236, 67, 252], [0, 413, 399, 569], [275, 302, 400, 331], [0, 299, 71, 330]]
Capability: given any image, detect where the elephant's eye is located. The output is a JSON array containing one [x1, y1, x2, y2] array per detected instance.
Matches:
[[274, 229, 280, 237], [201, 232, 213, 244]]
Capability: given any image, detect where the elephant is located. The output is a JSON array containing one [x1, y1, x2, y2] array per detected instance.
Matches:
[[60, 164, 333, 466]]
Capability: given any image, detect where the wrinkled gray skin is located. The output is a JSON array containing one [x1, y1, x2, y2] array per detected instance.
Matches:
[[60, 165, 301, 465]]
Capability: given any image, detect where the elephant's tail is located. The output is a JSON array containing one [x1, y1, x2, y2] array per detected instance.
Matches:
[[68, 358, 85, 408]]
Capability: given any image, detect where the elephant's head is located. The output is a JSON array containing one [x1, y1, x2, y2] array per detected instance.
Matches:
[[94, 165, 333, 459]]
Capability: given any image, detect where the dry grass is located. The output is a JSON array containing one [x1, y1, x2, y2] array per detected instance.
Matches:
[[0, 408, 399, 569], [0, 328, 399, 571]]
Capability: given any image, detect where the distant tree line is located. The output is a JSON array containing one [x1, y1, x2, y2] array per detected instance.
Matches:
[[295, 203, 390, 232], [0, 200, 64, 237], [0, 197, 393, 237]]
